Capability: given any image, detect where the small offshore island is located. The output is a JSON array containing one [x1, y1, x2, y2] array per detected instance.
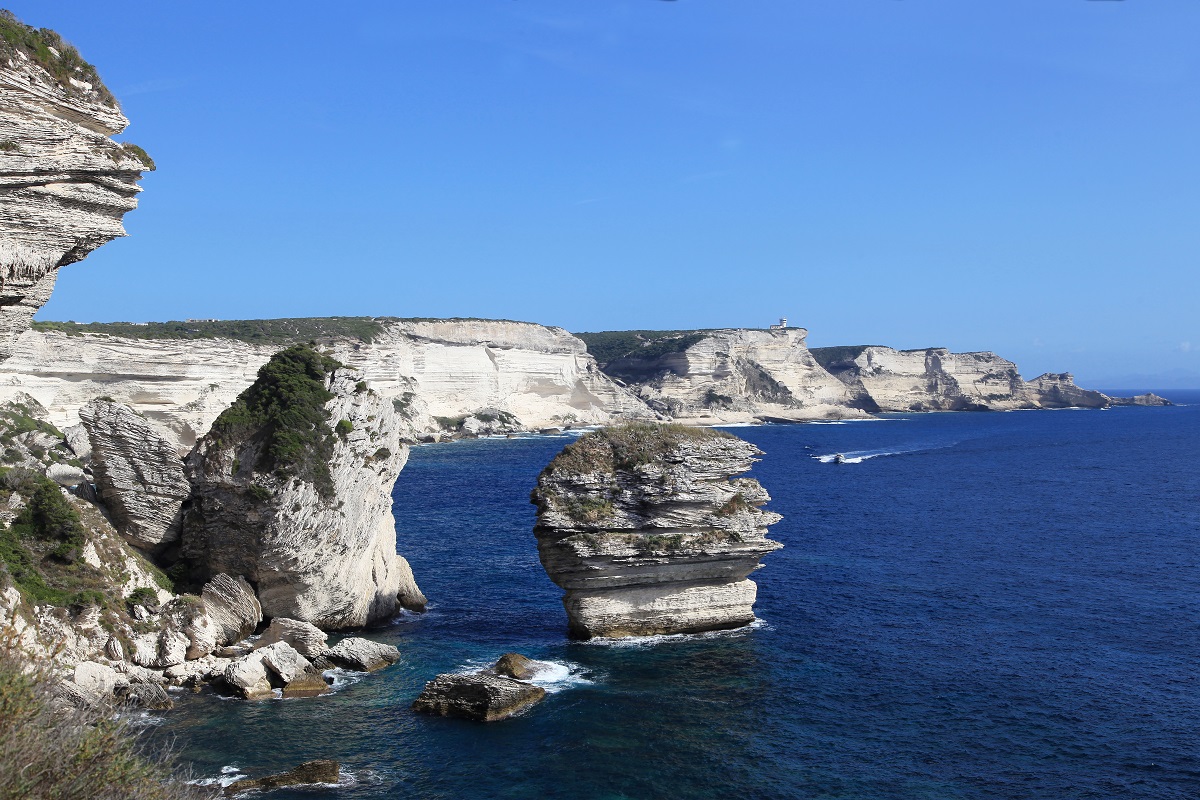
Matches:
[[0, 9, 1187, 800]]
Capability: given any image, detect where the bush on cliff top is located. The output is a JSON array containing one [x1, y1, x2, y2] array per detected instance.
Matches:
[[206, 344, 343, 499], [575, 330, 710, 367], [32, 317, 387, 345], [0, 633, 213, 800], [0, 10, 116, 105]]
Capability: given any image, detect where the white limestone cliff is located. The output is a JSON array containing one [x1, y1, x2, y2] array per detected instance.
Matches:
[[594, 328, 868, 423], [0, 19, 149, 359], [0, 319, 652, 451], [181, 357, 425, 629]]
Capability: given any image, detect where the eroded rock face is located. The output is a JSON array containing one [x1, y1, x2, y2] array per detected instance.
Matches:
[[1023, 372, 1109, 409], [0, 15, 150, 359], [200, 573, 263, 648], [255, 617, 328, 659], [79, 399, 189, 550], [532, 424, 782, 639], [594, 328, 864, 423], [322, 637, 400, 672], [182, 349, 424, 628]]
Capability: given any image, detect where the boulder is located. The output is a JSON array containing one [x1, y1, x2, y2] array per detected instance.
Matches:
[[79, 399, 191, 550], [72, 661, 125, 698], [255, 618, 327, 659], [130, 629, 189, 669], [322, 637, 400, 672], [46, 463, 86, 487], [412, 673, 546, 722], [200, 574, 262, 647], [223, 760, 339, 796], [257, 641, 310, 684], [492, 652, 540, 681], [223, 653, 273, 700], [281, 667, 330, 699], [164, 655, 231, 688]]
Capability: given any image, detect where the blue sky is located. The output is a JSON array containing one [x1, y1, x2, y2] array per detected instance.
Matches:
[[12, 1, 1200, 387]]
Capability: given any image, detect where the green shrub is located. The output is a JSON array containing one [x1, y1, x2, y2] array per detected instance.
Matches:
[[354, 380, 368, 394], [716, 493, 751, 516], [126, 587, 158, 610], [335, 419, 353, 437], [0, 10, 117, 104], [246, 484, 272, 503], [0, 140, 18, 153], [206, 345, 342, 499], [117, 142, 155, 170], [0, 633, 213, 800], [373, 447, 391, 460]]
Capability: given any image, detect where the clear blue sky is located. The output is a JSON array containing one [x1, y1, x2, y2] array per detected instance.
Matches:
[[12, 1, 1200, 387]]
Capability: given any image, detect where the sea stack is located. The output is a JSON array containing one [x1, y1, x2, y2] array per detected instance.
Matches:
[[180, 344, 425, 629], [531, 423, 782, 639]]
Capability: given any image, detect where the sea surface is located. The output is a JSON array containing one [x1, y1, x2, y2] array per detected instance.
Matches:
[[160, 394, 1200, 800]]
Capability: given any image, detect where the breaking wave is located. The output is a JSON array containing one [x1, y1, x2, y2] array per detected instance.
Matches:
[[581, 619, 770, 648]]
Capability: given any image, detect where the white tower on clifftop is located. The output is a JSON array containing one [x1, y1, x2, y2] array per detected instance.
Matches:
[[769, 317, 788, 330]]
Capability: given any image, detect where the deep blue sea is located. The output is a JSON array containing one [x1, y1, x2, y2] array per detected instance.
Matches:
[[160, 394, 1200, 800]]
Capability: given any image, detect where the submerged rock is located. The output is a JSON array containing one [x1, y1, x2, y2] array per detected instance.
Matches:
[[412, 672, 546, 722], [224, 760, 339, 796], [79, 399, 190, 551], [181, 345, 426, 628], [532, 423, 782, 639]]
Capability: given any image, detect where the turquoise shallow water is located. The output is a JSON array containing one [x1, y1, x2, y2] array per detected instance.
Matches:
[[158, 396, 1200, 799]]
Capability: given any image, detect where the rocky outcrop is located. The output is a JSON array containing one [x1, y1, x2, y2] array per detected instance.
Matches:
[[532, 424, 782, 639], [78, 399, 189, 551], [181, 346, 424, 628], [224, 760, 340, 796], [0, 318, 652, 452], [1022, 372, 1109, 409], [254, 617, 328, 659], [0, 14, 150, 359], [585, 328, 866, 423], [199, 573, 263, 647], [412, 672, 546, 722], [1109, 392, 1172, 407]]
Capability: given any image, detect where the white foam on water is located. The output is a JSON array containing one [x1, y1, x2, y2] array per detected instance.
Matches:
[[448, 657, 593, 694], [323, 667, 368, 691], [526, 659, 594, 693], [191, 765, 247, 788], [814, 440, 956, 464], [119, 710, 164, 728], [581, 618, 770, 648]]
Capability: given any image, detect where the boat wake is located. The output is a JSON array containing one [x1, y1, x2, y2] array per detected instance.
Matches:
[[814, 442, 955, 464]]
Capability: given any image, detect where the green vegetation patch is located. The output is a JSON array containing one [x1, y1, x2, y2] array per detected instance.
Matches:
[[0, 469, 105, 609], [117, 142, 155, 171], [32, 316, 388, 345], [0, 10, 115, 104], [205, 344, 343, 499], [545, 422, 733, 477], [575, 330, 711, 366]]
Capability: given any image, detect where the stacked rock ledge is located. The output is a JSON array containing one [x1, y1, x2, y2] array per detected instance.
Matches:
[[532, 423, 782, 639]]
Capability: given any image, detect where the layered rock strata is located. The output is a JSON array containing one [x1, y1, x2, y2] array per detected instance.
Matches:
[[532, 424, 782, 639], [586, 328, 866, 423], [0, 17, 150, 359], [412, 654, 548, 722], [181, 347, 425, 628], [0, 318, 652, 451], [811, 346, 1113, 411], [78, 398, 190, 551]]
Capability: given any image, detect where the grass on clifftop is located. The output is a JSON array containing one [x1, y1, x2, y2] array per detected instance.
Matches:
[[0, 10, 116, 104], [33, 317, 388, 345], [544, 422, 734, 477], [206, 344, 343, 498], [575, 330, 712, 367]]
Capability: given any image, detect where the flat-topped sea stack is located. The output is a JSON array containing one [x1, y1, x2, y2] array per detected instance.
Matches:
[[532, 423, 782, 639]]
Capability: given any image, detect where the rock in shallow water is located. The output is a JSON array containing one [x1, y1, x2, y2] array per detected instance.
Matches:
[[255, 617, 328, 659], [224, 760, 339, 796], [412, 672, 546, 722], [531, 423, 782, 639], [492, 652, 540, 680], [322, 637, 400, 672]]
